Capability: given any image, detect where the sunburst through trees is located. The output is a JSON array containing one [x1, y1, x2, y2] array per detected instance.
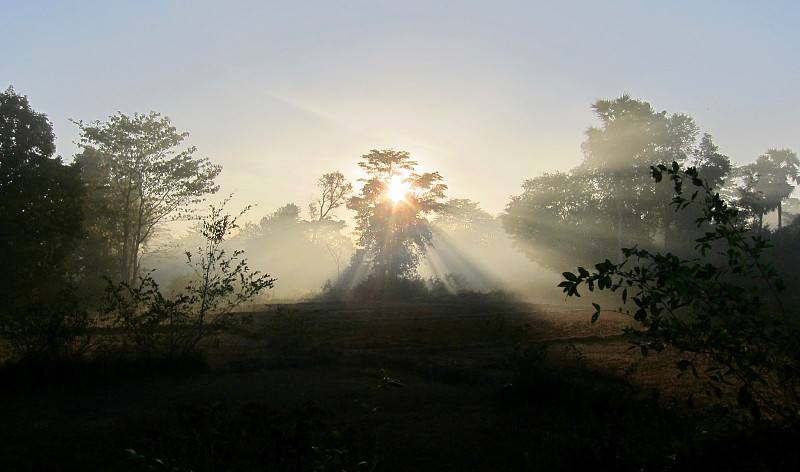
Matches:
[[346, 149, 447, 280]]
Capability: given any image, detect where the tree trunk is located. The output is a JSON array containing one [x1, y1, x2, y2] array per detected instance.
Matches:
[[615, 194, 624, 262]]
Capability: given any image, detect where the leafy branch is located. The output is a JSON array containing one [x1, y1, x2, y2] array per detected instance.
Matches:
[[559, 162, 800, 424]]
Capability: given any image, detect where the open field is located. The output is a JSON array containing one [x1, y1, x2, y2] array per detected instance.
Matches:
[[1, 299, 797, 471]]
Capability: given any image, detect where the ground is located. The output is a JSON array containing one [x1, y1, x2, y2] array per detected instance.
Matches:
[[0, 299, 796, 471]]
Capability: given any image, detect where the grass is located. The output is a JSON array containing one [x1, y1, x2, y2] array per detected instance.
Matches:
[[0, 299, 798, 471]]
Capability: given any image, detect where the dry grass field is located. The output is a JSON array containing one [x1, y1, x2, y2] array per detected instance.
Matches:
[[0, 299, 797, 471]]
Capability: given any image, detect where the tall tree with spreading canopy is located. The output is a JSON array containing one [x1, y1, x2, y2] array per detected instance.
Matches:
[[74, 111, 221, 284], [0, 86, 86, 358], [347, 149, 447, 278], [504, 96, 710, 271], [581, 94, 699, 254]]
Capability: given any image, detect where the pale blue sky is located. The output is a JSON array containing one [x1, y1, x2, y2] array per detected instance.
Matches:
[[3, 0, 799, 216]]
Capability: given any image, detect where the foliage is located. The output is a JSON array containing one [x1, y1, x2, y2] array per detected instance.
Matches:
[[74, 111, 221, 284], [347, 149, 447, 278], [732, 148, 800, 230], [128, 401, 376, 472], [559, 162, 800, 424], [0, 286, 92, 362], [504, 96, 729, 271], [309, 170, 353, 222], [0, 86, 88, 360], [434, 198, 494, 233], [433, 198, 499, 248], [349, 273, 429, 301], [105, 200, 275, 358]]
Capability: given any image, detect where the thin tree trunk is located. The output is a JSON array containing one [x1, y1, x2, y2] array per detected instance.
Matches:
[[615, 194, 624, 261]]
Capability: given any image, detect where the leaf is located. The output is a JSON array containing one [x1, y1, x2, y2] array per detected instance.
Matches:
[[562, 271, 578, 282]]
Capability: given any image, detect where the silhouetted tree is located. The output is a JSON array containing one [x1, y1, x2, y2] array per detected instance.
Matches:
[[74, 111, 221, 284], [691, 133, 731, 189], [347, 149, 447, 278], [735, 149, 799, 230], [308, 171, 352, 222], [505, 96, 726, 270], [582, 94, 699, 254], [105, 199, 275, 359], [503, 170, 614, 270], [0, 86, 87, 358], [435, 199, 494, 235]]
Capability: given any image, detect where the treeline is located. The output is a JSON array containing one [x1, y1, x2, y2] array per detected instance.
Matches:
[[3, 85, 799, 363], [0, 87, 274, 363], [503, 94, 800, 283]]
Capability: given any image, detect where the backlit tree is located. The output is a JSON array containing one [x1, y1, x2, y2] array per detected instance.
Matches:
[[347, 149, 447, 278]]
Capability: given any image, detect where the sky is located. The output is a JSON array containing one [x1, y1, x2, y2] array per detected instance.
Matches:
[[3, 0, 800, 219]]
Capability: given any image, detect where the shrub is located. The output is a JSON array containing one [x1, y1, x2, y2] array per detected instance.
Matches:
[[0, 286, 91, 362], [559, 162, 800, 424], [105, 200, 275, 359]]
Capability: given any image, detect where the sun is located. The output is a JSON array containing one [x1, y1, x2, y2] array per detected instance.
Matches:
[[386, 174, 412, 204]]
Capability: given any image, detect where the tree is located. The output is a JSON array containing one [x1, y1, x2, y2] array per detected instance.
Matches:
[[735, 149, 799, 230], [0, 86, 87, 359], [307, 171, 353, 277], [691, 133, 731, 189], [582, 94, 699, 255], [504, 96, 715, 271], [308, 171, 352, 222], [347, 149, 447, 278], [74, 111, 221, 284], [435, 198, 495, 235], [503, 170, 614, 271]]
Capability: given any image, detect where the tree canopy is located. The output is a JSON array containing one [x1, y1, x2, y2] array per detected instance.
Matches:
[[0, 86, 83, 298], [733, 148, 800, 230], [504, 95, 723, 271], [0, 86, 86, 357], [347, 149, 447, 279], [74, 111, 221, 284]]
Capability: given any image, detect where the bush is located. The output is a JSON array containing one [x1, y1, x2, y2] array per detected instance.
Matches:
[[350, 273, 428, 301], [105, 201, 275, 359], [559, 162, 800, 425], [0, 286, 92, 362]]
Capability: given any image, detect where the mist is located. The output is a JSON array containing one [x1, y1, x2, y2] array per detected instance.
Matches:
[[4, 2, 800, 468]]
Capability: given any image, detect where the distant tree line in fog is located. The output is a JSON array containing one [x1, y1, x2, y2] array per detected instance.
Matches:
[[3, 85, 799, 360], [503, 94, 800, 284]]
